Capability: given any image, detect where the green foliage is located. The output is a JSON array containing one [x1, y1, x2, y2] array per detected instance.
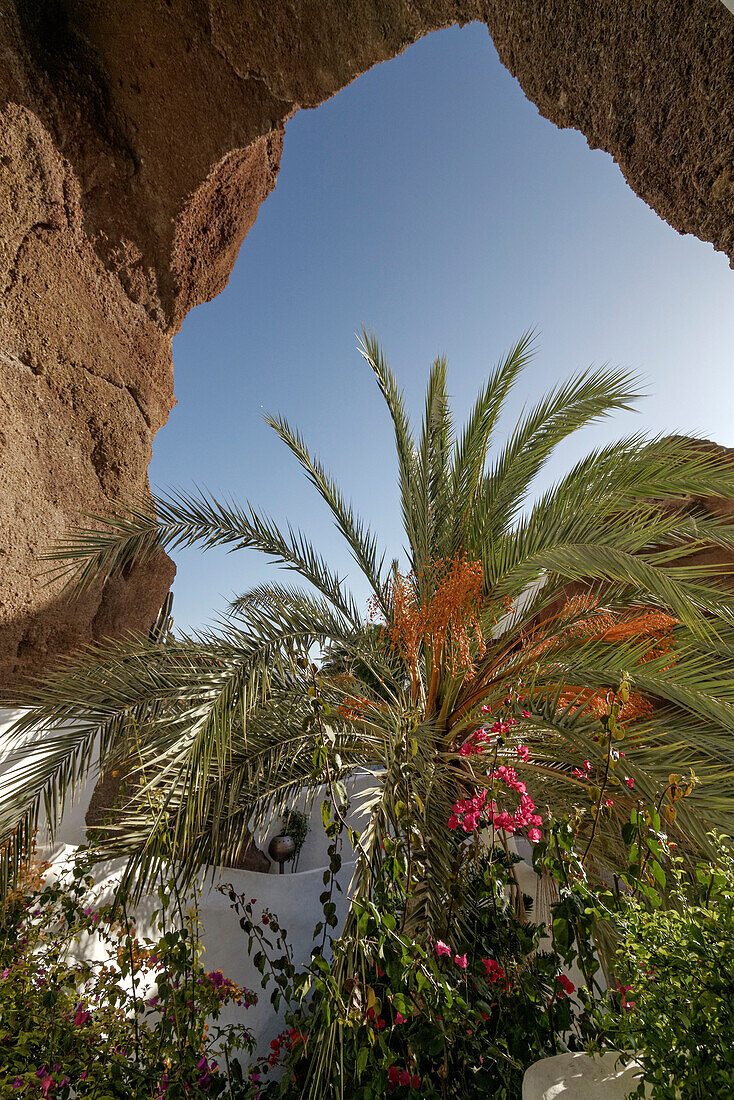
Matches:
[[6, 335, 734, 901], [0, 856, 257, 1099], [4, 335, 734, 1098], [605, 838, 734, 1099], [230, 848, 601, 1100]]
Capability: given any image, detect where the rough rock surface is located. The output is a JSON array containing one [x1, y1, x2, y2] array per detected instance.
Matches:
[[1, 0, 733, 686]]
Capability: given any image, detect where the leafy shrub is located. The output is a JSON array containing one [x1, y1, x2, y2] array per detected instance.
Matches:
[[602, 836, 734, 1098], [0, 856, 257, 1099]]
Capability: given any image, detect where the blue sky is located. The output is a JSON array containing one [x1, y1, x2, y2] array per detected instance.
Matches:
[[150, 22, 734, 633]]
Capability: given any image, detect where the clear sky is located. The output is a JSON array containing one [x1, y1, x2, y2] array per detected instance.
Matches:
[[150, 22, 734, 633]]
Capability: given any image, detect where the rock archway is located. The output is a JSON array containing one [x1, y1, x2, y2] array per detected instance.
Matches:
[[1, 0, 733, 686]]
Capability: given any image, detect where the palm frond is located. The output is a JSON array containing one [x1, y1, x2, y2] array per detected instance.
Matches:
[[450, 331, 536, 555], [469, 364, 640, 547]]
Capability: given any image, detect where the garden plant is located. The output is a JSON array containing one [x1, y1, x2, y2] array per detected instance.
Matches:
[[2, 335, 734, 1095]]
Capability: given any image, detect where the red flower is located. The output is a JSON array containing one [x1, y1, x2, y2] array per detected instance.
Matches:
[[388, 1066, 400, 1086], [482, 958, 505, 983], [557, 974, 575, 997], [624, 776, 634, 789], [73, 1005, 92, 1027], [399, 1070, 411, 1087], [411, 1075, 421, 1089]]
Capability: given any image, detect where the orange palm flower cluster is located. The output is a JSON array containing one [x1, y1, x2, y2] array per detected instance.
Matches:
[[376, 557, 487, 689], [337, 695, 373, 721], [536, 595, 677, 721]]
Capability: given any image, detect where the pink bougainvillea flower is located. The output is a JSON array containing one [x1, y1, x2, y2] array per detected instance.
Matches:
[[528, 828, 542, 843], [604, 798, 614, 808], [557, 974, 575, 996], [583, 760, 593, 771], [480, 704, 492, 713], [522, 710, 531, 719], [616, 982, 636, 1009], [624, 776, 634, 789], [516, 744, 530, 761], [572, 768, 585, 779], [435, 940, 451, 957], [395, 1011, 406, 1024], [454, 954, 468, 969], [73, 1006, 92, 1027], [482, 958, 506, 983]]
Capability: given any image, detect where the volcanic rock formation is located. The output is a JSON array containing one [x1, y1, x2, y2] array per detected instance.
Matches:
[[1, 0, 733, 686]]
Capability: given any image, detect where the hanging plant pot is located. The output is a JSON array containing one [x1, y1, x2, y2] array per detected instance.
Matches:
[[268, 833, 296, 873]]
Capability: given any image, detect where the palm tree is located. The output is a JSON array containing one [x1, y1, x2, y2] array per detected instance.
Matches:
[[3, 331, 734, 929]]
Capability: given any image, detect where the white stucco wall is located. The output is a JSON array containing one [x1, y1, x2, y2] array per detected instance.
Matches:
[[522, 1052, 650, 1099]]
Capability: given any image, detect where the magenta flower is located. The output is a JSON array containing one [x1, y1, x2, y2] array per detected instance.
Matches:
[[624, 776, 634, 789], [482, 958, 505, 983], [435, 940, 451, 957], [516, 744, 530, 761], [454, 954, 468, 969], [528, 828, 542, 843], [557, 974, 575, 996]]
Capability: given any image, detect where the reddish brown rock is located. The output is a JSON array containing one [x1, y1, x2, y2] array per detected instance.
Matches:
[[1, 0, 733, 686]]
